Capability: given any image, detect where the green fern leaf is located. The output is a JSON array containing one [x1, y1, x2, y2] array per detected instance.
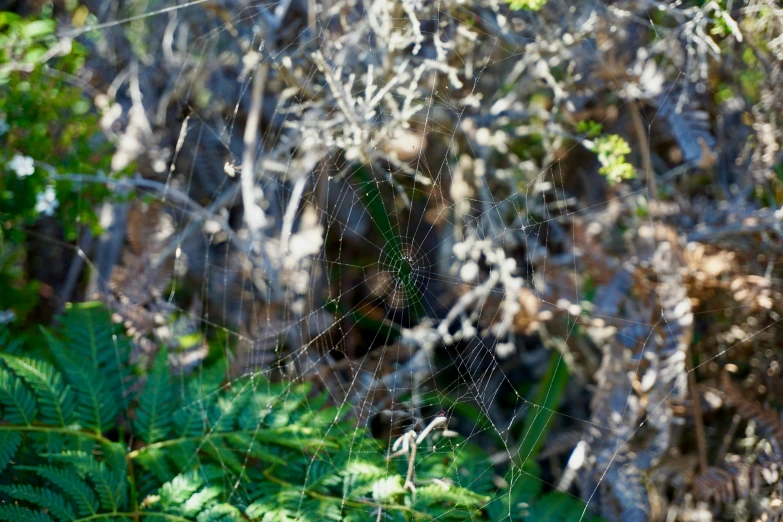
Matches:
[[182, 486, 223, 516], [18, 465, 98, 516], [172, 386, 212, 438], [414, 483, 490, 515], [0, 504, 53, 522], [243, 482, 285, 519], [0, 367, 38, 425], [0, 484, 76, 522], [0, 430, 22, 473], [158, 470, 204, 509], [196, 503, 242, 522], [1, 356, 75, 426], [164, 439, 201, 473], [59, 303, 130, 419], [304, 458, 340, 492], [201, 440, 245, 477], [134, 447, 176, 485], [45, 451, 123, 512], [43, 330, 118, 434], [60, 302, 127, 374], [101, 442, 129, 508], [172, 402, 208, 438], [133, 349, 172, 444], [28, 432, 68, 458], [223, 434, 288, 467]]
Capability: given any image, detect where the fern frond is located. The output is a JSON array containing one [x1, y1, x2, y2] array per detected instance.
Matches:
[[243, 482, 286, 519], [223, 434, 288, 467], [0, 484, 76, 522], [134, 349, 173, 444], [60, 303, 126, 373], [0, 504, 53, 522], [158, 470, 204, 510], [172, 403, 209, 438], [0, 356, 75, 427], [62, 304, 130, 418], [0, 431, 22, 473], [100, 442, 129, 508], [45, 451, 123, 512], [182, 486, 223, 517], [196, 503, 242, 522], [415, 483, 490, 509], [18, 465, 98, 516], [0, 367, 38, 425], [43, 330, 118, 434], [298, 497, 343, 522], [305, 458, 341, 492], [28, 432, 68, 458], [212, 385, 254, 433], [134, 447, 177, 485], [201, 440, 246, 478]]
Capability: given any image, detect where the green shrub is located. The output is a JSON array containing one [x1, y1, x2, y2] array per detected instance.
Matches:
[[1, 11, 124, 322]]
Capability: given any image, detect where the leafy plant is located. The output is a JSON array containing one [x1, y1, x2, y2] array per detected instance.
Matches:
[[0, 303, 594, 521], [586, 134, 636, 185], [1, 11, 115, 238], [0, 11, 126, 322], [506, 0, 547, 11], [576, 120, 603, 139]]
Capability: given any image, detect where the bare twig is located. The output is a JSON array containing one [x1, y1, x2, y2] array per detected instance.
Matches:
[[240, 52, 270, 246]]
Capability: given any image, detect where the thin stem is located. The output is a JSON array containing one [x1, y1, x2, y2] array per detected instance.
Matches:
[[0, 424, 113, 446], [126, 428, 337, 460], [75, 512, 191, 522], [126, 453, 140, 522]]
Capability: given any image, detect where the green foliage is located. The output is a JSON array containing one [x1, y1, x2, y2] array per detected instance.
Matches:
[[576, 120, 603, 139], [0, 11, 126, 322], [587, 134, 636, 184], [516, 351, 569, 464], [0, 302, 592, 520], [0, 11, 113, 236], [507, 0, 547, 11]]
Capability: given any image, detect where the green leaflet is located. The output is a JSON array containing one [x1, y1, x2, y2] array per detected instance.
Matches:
[[0, 485, 76, 522], [515, 351, 569, 464], [43, 451, 125, 512], [60, 303, 130, 410], [0, 355, 75, 426], [134, 348, 173, 444], [0, 504, 54, 522], [0, 366, 38, 425], [43, 330, 118, 434], [0, 430, 21, 473]]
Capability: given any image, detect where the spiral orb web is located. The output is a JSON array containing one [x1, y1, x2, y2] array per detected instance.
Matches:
[[13, 1, 778, 520]]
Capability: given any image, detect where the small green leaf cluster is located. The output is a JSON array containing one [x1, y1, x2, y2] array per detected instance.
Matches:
[[1, 303, 596, 520], [506, 0, 547, 11], [587, 134, 636, 185], [576, 120, 603, 139]]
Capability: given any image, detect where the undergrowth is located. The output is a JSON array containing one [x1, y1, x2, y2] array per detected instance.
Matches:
[[0, 303, 594, 521]]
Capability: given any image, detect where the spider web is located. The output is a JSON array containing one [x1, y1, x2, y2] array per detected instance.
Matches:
[[15, 0, 781, 520]]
